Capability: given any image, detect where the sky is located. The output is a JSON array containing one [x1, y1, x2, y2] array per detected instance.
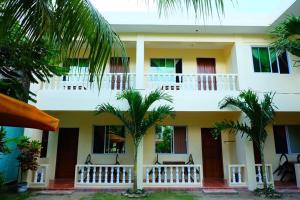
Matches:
[[90, 0, 289, 14]]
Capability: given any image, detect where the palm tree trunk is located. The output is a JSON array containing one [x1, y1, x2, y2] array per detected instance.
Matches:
[[260, 147, 268, 190], [133, 142, 138, 192]]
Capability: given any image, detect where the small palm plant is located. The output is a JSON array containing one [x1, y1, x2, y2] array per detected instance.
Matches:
[[212, 90, 276, 192], [96, 89, 174, 193]]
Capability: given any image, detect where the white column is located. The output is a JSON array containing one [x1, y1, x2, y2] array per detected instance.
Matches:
[[136, 139, 144, 189], [136, 35, 145, 90], [235, 124, 256, 190]]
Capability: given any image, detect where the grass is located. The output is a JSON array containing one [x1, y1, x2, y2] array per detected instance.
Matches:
[[0, 191, 31, 200], [92, 191, 195, 200]]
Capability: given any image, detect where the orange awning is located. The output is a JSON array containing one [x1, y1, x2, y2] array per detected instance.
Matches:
[[0, 93, 59, 131]]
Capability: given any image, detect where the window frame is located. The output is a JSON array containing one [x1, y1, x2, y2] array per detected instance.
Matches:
[[273, 125, 300, 155], [154, 125, 188, 155], [251, 46, 291, 74], [92, 125, 126, 155]]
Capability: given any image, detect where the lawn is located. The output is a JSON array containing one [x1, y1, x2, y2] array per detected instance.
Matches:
[[91, 192, 195, 200], [0, 191, 31, 200]]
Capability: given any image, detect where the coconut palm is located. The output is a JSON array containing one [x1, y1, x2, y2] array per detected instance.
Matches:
[[212, 90, 276, 190], [96, 89, 174, 192], [271, 16, 300, 65], [1, 0, 227, 88]]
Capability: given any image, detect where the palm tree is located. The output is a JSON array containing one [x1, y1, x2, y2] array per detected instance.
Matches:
[[1, 0, 227, 87], [271, 16, 300, 65], [96, 89, 174, 192], [212, 90, 276, 190]]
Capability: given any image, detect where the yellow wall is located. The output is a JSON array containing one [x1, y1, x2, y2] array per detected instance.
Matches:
[[37, 111, 239, 180], [144, 48, 232, 74]]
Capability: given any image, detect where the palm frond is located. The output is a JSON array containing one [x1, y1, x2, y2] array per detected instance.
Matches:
[[2, 0, 126, 88], [156, 0, 227, 18], [141, 105, 175, 133], [212, 120, 252, 139], [271, 15, 300, 57]]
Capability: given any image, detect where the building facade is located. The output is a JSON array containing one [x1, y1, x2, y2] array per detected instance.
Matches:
[[24, 0, 300, 190]]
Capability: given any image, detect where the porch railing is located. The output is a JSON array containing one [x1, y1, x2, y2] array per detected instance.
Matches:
[[40, 73, 136, 91], [228, 164, 247, 187], [143, 164, 202, 187], [144, 73, 239, 91], [295, 164, 300, 188], [28, 164, 49, 188], [255, 164, 274, 187], [74, 164, 134, 188]]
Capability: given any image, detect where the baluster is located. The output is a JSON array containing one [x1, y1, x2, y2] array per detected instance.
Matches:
[[87, 167, 90, 183], [92, 167, 96, 183], [104, 167, 108, 183], [238, 167, 242, 183], [170, 167, 173, 183], [164, 167, 167, 183], [120, 75, 123, 90], [193, 167, 197, 183], [158, 167, 161, 183], [265, 166, 269, 183], [128, 168, 132, 183], [176, 167, 179, 183], [34, 170, 38, 183], [116, 167, 120, 184], [182, 166, 185, 183], [257, 166, 262, 183], [99, 167, 102, 183], [232, 167, 236, 184], [41, 167, 45, 183], [152, 167, 155, 183], [188, 167, 191, 183], [110, 167, 114, 183], [80, 167, 84, 183], [146, 168, 149, 184], [122, 167, 126, 184]]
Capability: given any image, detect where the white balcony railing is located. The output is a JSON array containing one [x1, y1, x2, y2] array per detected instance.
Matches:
[[28, 164, 49, 188], [228, 164, 247, 187], [143, 164, 202, 187], [255, 164, 274, 187], [74, 164, 134, 188], [38, 73, 238, 92], [145, 73, 239, 91], [40, 73, 136, 91]]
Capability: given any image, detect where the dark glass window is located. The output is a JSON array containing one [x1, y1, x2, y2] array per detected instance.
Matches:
[[273, 125, 288, 154], [93, 126, 125, 154], [40, 131, 49, 158], [252, 47, 289, 74]]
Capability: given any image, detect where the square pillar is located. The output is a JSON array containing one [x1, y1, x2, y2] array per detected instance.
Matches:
[[235, 133, 256, 191], [136, 35, 144, 90]]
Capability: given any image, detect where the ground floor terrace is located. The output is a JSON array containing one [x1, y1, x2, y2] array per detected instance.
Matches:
[[24, 111, 300, 191]]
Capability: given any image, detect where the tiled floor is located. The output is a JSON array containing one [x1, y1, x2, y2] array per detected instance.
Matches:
[[48, 179, 74, 190], [203, 178, 232, 189]]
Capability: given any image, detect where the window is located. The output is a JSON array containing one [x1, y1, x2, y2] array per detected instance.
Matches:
[[155, 126, 187, 154], [252, 47, 289, 74], [93, 126, 125, 154], [40, 131, 49, 158], [273, 125, 300, 154]]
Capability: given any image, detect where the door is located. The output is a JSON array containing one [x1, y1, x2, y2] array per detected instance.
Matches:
[[55, 128, 79, 179], [197, 58, 217, 90], [110, 57, 129, 90], [201, 128, 224, 179]]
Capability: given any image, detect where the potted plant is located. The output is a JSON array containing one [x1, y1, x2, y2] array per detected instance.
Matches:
[[16, 136, 41, 192]]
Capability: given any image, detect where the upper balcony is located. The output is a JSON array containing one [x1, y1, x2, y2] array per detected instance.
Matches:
[[31, 40, 240, 111]]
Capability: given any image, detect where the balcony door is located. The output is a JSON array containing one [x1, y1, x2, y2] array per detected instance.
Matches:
[[197, 58, 217, 90], [55, 128, 79, 179], [110, 57, 130, 90], [201, 128, 224, 179]]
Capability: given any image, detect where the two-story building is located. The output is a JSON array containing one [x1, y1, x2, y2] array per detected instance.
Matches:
[[24, 0, 300, 191]]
